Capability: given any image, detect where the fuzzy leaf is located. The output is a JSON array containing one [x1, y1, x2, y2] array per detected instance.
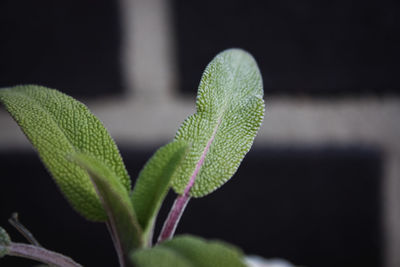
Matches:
[[0, 227, 11, 258], [130, 246, 193, 267], [73, 153, 143, 255], [0, 85, 130, 221], [131, 235, 245, 267], [161, 235, 246, 267], [131, 141, 189, 244], [172, 49, 265, 197]]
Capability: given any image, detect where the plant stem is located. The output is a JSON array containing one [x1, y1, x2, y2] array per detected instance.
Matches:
[[6, 242, 82, 267], [157, 193, 191, 243], [8, 213, 41, 247], [106, 221, 125, 267], [158, 119, 219, 243]]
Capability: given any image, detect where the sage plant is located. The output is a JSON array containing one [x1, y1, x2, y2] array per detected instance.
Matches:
[[0, 49, 265, 267]]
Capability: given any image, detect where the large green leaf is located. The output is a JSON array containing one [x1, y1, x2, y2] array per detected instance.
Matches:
[[0, 85, 130, 221], [131, 235, 246, 267], [131, 141, 189, 245], [172, 49, 265, 197], [73, 153, 143, 264]]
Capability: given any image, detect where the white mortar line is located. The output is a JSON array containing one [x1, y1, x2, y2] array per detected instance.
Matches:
[[120, 0, 178, 101]]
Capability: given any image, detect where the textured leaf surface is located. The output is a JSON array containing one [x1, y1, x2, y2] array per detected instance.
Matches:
[[0, 85, 130, 221], [131, 235, 245, 267], [131, 141, 189, 244], [0, 227, 11, 258], [73, 153, 143, 256], [172, 49, 265, 197]]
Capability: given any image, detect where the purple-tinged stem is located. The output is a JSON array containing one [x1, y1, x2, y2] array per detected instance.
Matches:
[[9, 213, 41, 247], [157, 193, 191, 243], [6, 242, 82, 267], [158, 124, 219, 243]]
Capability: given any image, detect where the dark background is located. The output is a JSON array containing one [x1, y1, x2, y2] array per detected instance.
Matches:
[[0, 0, 393, 266], [1, 0, 399, 97], [174, 0, 400, 97], [0, 0, 122, 97]]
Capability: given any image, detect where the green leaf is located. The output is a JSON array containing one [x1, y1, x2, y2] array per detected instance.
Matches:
[[161, 235, 246, 267], [0, 227, 11, 258], [172, 49, 265, 197], [131, 235, 246, 267], [130, 247, 193, 267], [73, 153, 143, 257], [0, 85, 130, 221], [131, 141, 189, 245]]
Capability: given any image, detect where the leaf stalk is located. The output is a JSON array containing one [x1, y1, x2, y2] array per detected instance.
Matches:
[[157, 193, 191, 243], [8, 213, 41, 247]]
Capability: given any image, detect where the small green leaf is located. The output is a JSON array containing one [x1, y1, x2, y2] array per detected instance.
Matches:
[[0, 227, 11, 258], [0, 85, 130, 221], [130, 246, 193, 267], [131, 235, 246, 267], [73, 153, 143, 256], [131, 141, 189, 245], [161, 235, 246, 267], [172, 49, 265, 197]]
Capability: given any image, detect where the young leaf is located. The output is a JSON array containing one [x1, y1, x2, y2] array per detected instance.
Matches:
[[131, 235, 246, 267], [0, 85, 130, 221], [0, 227, 11, 258], [161, 235, 246, 267], [73, 153, 143, 263], [131, 141, 189, 245], [172, 49, 265, 197], [130, 246, 193, 267]]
